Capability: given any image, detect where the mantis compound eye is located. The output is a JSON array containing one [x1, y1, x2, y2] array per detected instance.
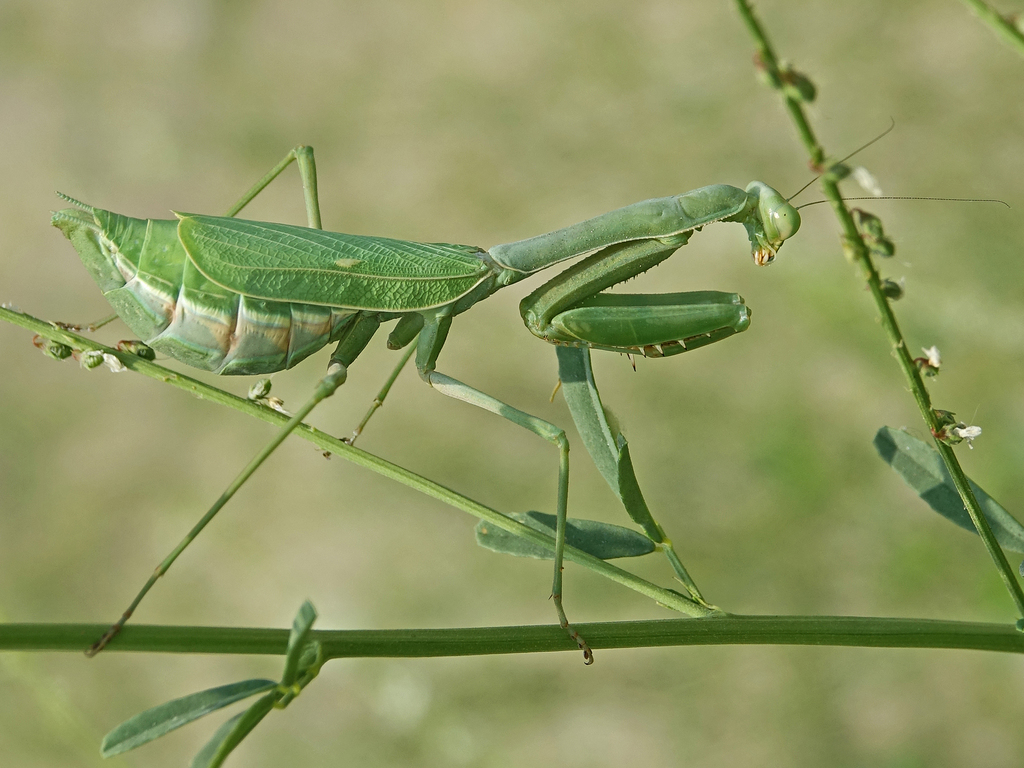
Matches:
[[765, 201, 801, 244]]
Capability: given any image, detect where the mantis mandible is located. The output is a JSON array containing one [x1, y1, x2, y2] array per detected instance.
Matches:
[[53, 146, 801, 661]]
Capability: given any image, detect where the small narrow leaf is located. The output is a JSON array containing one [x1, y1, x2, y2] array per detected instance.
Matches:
[[190, 692, 277, 768], [296, 640, 322, 675], [874, 426, 1024, 552], [101, 679, 277, 756], [475, 511, 655, 560], [281, 600, 317, 688]]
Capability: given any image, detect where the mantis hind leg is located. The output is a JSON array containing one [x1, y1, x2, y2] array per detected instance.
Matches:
[[327, 314, 382, 384], [224, 146, 323, 229], [415, 314, 593, 663], [85, 312, 383, 656], [342, 314, 424, 445], [220, 146, 414, 444], [86, 361, 348, 656]]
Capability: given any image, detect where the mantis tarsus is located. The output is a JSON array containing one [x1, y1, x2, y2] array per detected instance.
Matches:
[[53, 145, 801, 661]]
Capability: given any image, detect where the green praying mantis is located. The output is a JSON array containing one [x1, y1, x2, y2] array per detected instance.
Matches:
[[52, 145, 801, 662]]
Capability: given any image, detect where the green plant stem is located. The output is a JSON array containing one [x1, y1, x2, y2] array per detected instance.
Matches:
[[733, 0, 1024, 619], [2, 617, 1022, 656], [1, 306, 712, 623], [734, 0, 823, 165], [962, 0, 1024, 57]]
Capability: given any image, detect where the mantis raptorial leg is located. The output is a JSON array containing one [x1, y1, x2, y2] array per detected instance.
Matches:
[[343, 329, 721, 608]]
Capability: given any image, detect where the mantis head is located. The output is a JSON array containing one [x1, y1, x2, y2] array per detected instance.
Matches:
[[743, 181, 801, 265]]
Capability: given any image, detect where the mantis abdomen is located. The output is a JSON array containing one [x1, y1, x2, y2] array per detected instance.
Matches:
[[53, 203, 357, 375]]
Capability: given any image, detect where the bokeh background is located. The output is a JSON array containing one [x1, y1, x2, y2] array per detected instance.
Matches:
[[2, 1, 1023, 765]]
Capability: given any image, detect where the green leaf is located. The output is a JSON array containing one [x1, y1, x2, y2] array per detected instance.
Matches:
[[190, 692, 277, 768], [475, 511, 656, 560], [295, 640, 323, 677], [100, 678, 277, 756], [281, 600, 318, 688], [874, 427, 1024, 552]]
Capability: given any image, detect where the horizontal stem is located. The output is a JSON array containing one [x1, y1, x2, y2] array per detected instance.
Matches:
[[2, 617, 1022, 656]]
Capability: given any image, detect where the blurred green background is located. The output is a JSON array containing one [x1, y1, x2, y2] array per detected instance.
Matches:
[[2, 1, 1023, 765]]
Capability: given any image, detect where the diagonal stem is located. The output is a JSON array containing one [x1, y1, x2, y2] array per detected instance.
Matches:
[[2, 307, 714, 626], [732, 0, 1024, 619], [961, 0, 1024, 58]]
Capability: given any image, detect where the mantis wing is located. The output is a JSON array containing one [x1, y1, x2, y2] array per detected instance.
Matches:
[[177, 214, 492, 312]]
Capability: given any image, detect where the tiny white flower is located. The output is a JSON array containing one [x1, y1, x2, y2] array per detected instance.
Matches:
[[922, 346, 941, 369], [102, 353, 127, 373], [853, 166, 883, 197], [951, 424, 982, 448]]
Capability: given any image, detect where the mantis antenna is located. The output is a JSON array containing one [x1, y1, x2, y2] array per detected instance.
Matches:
[[780, 119, 1009, 211], [786, 118, 898, 203], [795, 195, 1010, 212]]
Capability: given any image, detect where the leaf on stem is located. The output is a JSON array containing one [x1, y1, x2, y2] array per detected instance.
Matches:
[[189, 692, 278, 768], [100, 678, 277, 756], [281, 600, 318, 688], [475, 511, 656, 560], [873, 426, 1024, 552]]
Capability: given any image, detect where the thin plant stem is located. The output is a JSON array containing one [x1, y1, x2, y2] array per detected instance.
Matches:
[[1, 616, 1023, 657], [962, 0, 1024, 57], [732, 0, 1024, 619]]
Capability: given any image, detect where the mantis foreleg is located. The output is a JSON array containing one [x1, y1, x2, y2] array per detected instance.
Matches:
[[556, 346, 714, 606]]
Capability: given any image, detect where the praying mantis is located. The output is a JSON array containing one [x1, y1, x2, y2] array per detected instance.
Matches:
[[52, 145, 801, 662]]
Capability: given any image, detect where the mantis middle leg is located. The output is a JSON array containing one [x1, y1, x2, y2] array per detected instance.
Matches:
[[414, 312, 593, 663]]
